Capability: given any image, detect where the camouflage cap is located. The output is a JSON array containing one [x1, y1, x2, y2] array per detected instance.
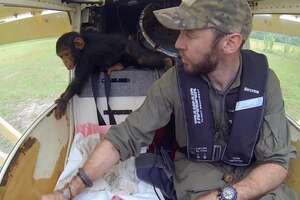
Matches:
[[153, 0, 253, 39]]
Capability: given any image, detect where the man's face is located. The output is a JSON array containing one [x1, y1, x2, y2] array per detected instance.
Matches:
[[175, 28, 220, 75]]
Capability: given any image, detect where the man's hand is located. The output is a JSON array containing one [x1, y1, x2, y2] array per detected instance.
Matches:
[[54, 98, 67, 120], [233, 163, 287, 200], [40, 191, 65, 200]]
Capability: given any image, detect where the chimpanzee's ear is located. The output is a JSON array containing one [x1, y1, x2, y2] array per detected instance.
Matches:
[[73, 37, 85, 50]]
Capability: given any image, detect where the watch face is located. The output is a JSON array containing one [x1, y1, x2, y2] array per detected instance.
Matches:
[[221, 186, 237, 200]]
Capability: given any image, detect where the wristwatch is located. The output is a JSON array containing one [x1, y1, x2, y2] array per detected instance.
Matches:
[[218, 185, 237, 200]]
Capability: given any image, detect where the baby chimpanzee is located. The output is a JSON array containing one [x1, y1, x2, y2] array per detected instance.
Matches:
[[54, 31, 173, 120]]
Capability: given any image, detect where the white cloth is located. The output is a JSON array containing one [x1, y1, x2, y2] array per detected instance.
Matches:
[[55, 123, 164, 200]]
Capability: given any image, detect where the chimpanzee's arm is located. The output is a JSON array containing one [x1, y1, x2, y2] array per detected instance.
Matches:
[[60, 53, 92, 101], [61, 35, 128, 102], [60, 77, 84, 101], [137, 52, 170, 69], [125, 36, 173, 69], [54, 54, 93, 120]]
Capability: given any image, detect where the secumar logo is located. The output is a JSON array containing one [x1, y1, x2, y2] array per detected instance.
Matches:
[[244, 87, 259, 94]]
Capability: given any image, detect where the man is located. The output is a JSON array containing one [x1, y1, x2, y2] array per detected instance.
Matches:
[[42, 0, 297, 199]]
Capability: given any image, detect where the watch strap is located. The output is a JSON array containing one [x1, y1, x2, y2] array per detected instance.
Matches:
[[77, 168, 93, 187]]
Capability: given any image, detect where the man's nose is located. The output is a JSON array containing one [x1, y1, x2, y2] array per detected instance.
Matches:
[[175, 32, 186, 50]]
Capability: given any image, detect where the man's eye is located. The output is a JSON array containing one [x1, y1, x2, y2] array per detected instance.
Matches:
[[187, 33, 198, 39], [184, 31, 196, 39]]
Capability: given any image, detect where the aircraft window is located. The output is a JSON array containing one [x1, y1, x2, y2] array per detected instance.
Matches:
[[250, 29, 300, 126], [0, 7, 70, 159]]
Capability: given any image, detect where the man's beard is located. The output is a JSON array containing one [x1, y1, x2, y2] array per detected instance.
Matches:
[[183, 46, 219, 75]]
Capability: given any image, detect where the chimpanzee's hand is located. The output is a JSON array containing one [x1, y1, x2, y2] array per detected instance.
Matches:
[[54, 98, 68, 120], [107, 63, 124, 75], [164, 58, 174, 69]]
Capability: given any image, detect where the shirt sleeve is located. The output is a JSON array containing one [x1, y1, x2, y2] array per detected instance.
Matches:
[[254, 69, 297, 170], [105, 68, 176, 160]]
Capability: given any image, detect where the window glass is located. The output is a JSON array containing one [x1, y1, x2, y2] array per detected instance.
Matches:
[[250, 15, 300, 126], [0, 7, 70, 158]]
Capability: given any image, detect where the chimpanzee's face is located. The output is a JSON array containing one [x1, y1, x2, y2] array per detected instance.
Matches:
[[57, 48, 76, 70]]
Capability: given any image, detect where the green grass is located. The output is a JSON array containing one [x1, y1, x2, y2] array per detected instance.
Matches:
[[250, 38, 300, 122], [0, 38, 68, 132]]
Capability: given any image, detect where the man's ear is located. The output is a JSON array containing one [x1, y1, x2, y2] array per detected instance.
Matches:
[[222, 33, 243, 54], [73, 37, 85, 50]]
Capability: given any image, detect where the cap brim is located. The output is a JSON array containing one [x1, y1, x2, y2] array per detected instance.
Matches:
[[153, 6, 194, 30], [153, 7, 184, 30]]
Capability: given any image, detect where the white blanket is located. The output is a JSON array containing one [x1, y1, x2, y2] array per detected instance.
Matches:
[[55, 123, 164, 200]]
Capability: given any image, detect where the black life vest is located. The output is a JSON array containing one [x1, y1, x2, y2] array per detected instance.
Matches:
[[177, 50, 268, 166]]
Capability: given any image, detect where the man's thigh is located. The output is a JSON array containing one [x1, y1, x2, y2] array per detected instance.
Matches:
[[174, 157, 225, 200]]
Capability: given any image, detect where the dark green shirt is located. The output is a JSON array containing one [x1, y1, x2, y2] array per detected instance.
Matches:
[[106, 57, 297, 199]]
